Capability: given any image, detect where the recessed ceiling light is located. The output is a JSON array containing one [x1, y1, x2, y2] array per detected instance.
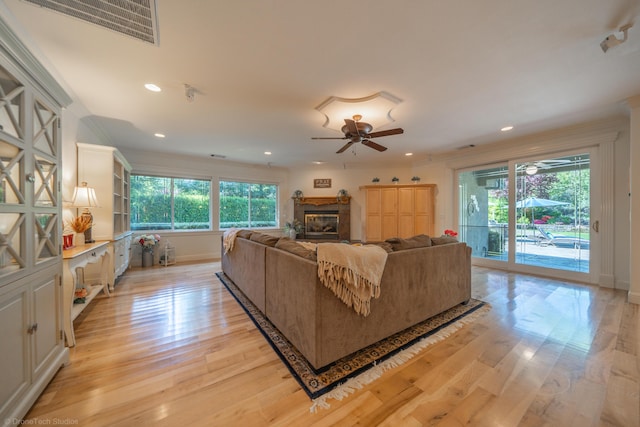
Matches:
[[154, 133, 165, 138], [312, 161, 325, 165], [501, 126, 514, 132], [405, 152, 413, 156], [145, 83, 161, 92], [264, 151, 272, 155]]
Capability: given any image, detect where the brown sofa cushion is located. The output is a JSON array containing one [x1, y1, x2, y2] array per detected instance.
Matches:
[[249, 232, 280, 247], [237, 229, 254, 239], [385, 234, 432, 251], [370, 241, 394, 253], [431, 236, 459, 245], [275, 237, 317, 261]]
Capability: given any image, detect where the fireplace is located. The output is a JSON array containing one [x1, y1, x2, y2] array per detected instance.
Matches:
[[304, 213, 339, 238], [293, 196, 351, 241]]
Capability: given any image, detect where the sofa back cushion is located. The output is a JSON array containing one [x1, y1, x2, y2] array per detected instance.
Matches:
[[250, 232, 280, 247], [385, 234, 432, 251], [237, 229, 254, 240], [431, 236, 459, 245], [275, 237, 317, 261]]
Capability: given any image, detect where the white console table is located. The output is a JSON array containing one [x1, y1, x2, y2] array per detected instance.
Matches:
[[62, 241, 111, 347]]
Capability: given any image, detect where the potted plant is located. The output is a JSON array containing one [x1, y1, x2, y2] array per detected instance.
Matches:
[[336, 188, 348, 203], [284, 219, 302, 239], [138, 234, 161, 267]]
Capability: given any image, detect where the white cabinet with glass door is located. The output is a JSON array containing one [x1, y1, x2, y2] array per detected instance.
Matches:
[[0, 24, 71, 422]]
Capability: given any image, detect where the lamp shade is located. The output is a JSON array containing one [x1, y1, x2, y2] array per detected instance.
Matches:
[[71, 182, 99, 208]]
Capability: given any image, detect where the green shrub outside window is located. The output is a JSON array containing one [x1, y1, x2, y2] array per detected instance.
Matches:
[[219, 180, 277, 229], [131, 175, 211, 231]]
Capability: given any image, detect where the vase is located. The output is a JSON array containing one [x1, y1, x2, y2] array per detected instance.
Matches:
[[288, 229, 297, 240], [142, 247, 153, 267], [75, 232, 85, 246]]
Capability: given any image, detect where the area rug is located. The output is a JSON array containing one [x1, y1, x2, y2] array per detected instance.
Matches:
[[215, 271, 489, 411]]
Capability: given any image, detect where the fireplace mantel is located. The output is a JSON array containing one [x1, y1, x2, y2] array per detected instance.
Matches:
[[293, 196, 350, 206]]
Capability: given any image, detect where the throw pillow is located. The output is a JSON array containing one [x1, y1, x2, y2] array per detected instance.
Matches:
[[275, 237, 318, 261], [249, 232, 280, 247]]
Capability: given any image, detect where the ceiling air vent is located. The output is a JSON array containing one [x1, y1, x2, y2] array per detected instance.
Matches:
[[20, 0, 159, 45]]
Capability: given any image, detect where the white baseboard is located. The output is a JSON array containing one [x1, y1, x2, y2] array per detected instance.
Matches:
[[628, 291, 640, 305]]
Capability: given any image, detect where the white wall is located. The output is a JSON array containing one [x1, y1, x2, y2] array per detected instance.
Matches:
[[60, 106, 109, 230], [627, 96, 640, 303], [287, 163, 454, 241]]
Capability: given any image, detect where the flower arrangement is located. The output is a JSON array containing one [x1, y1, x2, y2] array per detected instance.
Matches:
[[284, 219, 302, 233], [138, 234, 161, 248], [411, 176, 421, 182], [67, 215, 92, 233], [444, 229, 458, 237], [372, 177, 380, 183], [391, 176, 399, 183]]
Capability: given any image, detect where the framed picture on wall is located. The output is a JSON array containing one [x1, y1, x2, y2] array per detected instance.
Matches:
[[313, 178, 331, 188]]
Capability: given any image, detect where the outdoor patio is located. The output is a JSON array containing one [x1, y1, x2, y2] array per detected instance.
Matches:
[[486, 239, 590, 273]]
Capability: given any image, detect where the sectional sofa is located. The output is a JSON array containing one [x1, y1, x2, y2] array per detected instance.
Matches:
[[221, 231, 472, 369]]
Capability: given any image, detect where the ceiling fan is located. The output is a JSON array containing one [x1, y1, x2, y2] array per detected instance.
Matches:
[[311, 115, 404, 153]]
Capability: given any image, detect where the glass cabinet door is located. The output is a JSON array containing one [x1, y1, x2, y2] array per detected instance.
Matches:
[[0, 63, 61, 277], [0, 66, 26, 277], [32, 97, 59, 264]]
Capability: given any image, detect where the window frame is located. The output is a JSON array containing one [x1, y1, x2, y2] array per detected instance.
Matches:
[[218, 178, 279, 230], [130, 173, 212, 232]]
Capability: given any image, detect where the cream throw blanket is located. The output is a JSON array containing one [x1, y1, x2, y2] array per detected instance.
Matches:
[[316, 243, 388, 317], [222, 228, 241, 254]]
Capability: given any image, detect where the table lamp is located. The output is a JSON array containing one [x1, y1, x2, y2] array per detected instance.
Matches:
[[71, 182, 99, 243]]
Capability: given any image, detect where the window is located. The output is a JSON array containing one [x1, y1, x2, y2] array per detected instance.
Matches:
[[131, 175, 211, 231], [219, 180, 277, 229]]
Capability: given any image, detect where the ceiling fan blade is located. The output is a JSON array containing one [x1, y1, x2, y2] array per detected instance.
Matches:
[[362, 139, 387, 152], [344, 119, 359, 136], [367, 128, 404, 138], [336, 141, 354, 153], [311, 136, 348, 140]]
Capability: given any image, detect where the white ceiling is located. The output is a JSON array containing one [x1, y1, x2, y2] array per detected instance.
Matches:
[[2, 0, 640, 168]]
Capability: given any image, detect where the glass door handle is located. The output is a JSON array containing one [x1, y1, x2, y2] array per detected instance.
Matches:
[[592, 220, 599, 232]]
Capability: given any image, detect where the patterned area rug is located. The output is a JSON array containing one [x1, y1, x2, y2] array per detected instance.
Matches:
[[215, 271, 489, 411]]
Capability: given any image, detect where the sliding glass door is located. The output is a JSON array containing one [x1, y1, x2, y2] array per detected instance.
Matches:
[[458, 151, 593, 280], [513, 155, 590, 273]]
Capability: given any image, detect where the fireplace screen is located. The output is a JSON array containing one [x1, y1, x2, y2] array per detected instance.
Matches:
[[304, 213, 339, 237]]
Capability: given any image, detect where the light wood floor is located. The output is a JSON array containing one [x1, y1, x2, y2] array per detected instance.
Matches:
[[25, 261, 639, 426]]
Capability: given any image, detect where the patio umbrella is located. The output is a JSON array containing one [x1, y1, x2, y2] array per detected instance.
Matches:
[[515, 197, 569, 223]]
